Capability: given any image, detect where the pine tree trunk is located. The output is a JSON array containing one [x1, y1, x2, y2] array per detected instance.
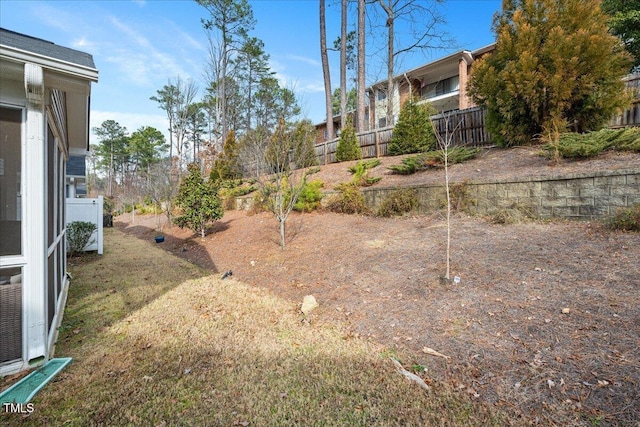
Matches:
[[340, 0, 348, 129], [320, 0, 334, 142], [357, 0, 366, 132]]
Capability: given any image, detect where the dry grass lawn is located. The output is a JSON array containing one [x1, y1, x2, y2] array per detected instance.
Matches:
[[1, 228, 510, 426]]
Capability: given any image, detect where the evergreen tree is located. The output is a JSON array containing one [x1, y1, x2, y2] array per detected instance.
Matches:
[[289, 120, 319, 170], [602, 0, 640, 72], [128, 126, 167, 176], [335, 117, 361, 162], [388, 99, 436, 155], [92, 120, 129, 197], [174, 163, 223, 238], [468, 0, 633, 146], [211, 130, 242, 181]]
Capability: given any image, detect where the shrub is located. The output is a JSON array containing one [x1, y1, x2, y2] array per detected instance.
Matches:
[[467, 0, 632, 147], [488, 203, 536, 225], [103, 197, 115, 214], [293, 180, 324, 212], [174, 163, 223, 238], [377, 189, 420, 217], [388, 99, 436, 155], [326, 183, 370, 215], [335, 117, 361, 162], [607, 204, 640, 231], [541, 128, 640, 159], [388, 147, 480, 175], [615, 128, 640, 152], [250, 191, 269, 214], [67, 221, 97, 256], [348, 159, 382, 187], [447, 181, 476, 213], [218, 180, 259, 211]]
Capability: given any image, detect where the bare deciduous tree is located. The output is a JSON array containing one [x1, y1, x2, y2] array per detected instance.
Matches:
[[241, 120, 317, 249], [432, 113, 461, 284], [375, 0, 450, 127]]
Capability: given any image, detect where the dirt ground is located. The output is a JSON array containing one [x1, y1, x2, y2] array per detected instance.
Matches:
[[116, 148, 640, 426]]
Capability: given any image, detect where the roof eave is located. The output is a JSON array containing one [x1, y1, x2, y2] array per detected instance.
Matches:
[[0, 45, 98, 82]]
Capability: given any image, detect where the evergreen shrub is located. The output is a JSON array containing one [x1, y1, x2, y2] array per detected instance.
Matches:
[[377, 189, 420, 217], [388, 100, 436, 155], [607, 204, 640, 232], [67, 221, 97, 256]]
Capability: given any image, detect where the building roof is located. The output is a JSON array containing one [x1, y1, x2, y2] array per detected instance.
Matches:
[[0, 27, 97, 80], [368, 43, 496, 89]]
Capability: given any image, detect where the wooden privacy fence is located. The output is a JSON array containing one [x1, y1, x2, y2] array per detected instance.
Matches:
[[315, 126, 394, 164], [610, 73, 640, 128], [430, 107, 492, 148], [314, 107, 493, 164], [313, 74, 640, 165]]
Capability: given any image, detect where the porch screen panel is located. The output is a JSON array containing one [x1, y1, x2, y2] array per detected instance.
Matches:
[[0, 107, 22, 256], [0, 267, 22, 363], [47, 253, 55, 331], [47, 126, 55, 246], [56, 155, 65, 300]]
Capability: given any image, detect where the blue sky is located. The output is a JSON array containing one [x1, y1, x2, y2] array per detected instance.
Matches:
[[0, 0, 500, 145]]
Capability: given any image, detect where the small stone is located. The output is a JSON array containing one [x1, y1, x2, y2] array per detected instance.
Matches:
[[562, 308, 570, 314], [301, 295, 319, 315]]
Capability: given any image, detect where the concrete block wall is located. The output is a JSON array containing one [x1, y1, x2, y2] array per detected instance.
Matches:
[[359, 169, 639, 220], [236, 169, 639, 220]]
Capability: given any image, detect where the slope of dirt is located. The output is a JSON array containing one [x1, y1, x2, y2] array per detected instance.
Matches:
[[116, 148, 640, 426]]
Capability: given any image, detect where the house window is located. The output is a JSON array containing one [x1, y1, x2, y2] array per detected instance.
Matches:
[[421, 75, 460, 99], [377, 90, 387, 101], [378, 117, 387, 128], [0, 107, 22, 256]]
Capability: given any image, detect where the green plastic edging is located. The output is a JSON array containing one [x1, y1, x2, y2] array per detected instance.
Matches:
[[0, 357, 72, 404]]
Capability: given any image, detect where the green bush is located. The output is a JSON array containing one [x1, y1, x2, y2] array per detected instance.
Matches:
[[377, 189, 420, 217], [174, 163, 223, 238], [103, 197, 115, 214], [349, 159, 382, 187], [542, 128, 640, 159], [293, 180, 324, 212], [607, 204, 640, 232], [326, 183, 370, 215], [388, 147, 480, 175], [388, 99, 436, 155], [335, 118, 361, 162], [67, 221, 97, 256]]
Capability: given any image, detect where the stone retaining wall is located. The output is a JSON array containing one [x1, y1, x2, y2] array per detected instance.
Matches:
[[360, 169, 640, 219], [236, 169, 640, 220]]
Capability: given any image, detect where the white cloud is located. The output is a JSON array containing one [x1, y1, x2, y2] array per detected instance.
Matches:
[[31, 3, 75, 32], [71, 36, 97, 51], [284, 54, 321, 68], [108, 15, 154, 50], [103, 15, 195, 86]]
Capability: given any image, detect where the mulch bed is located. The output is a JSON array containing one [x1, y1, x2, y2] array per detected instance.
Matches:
[[115, 147, 640, 425]]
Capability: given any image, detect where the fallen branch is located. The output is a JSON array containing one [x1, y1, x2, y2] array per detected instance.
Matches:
[[391, 358, 431, 392], [421, 346, 450, 360]]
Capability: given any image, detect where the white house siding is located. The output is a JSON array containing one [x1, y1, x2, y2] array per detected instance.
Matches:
[[0, 28, 97, 375]]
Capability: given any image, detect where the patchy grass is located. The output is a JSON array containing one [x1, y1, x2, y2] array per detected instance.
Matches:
[[1, 228, 509, 426]]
